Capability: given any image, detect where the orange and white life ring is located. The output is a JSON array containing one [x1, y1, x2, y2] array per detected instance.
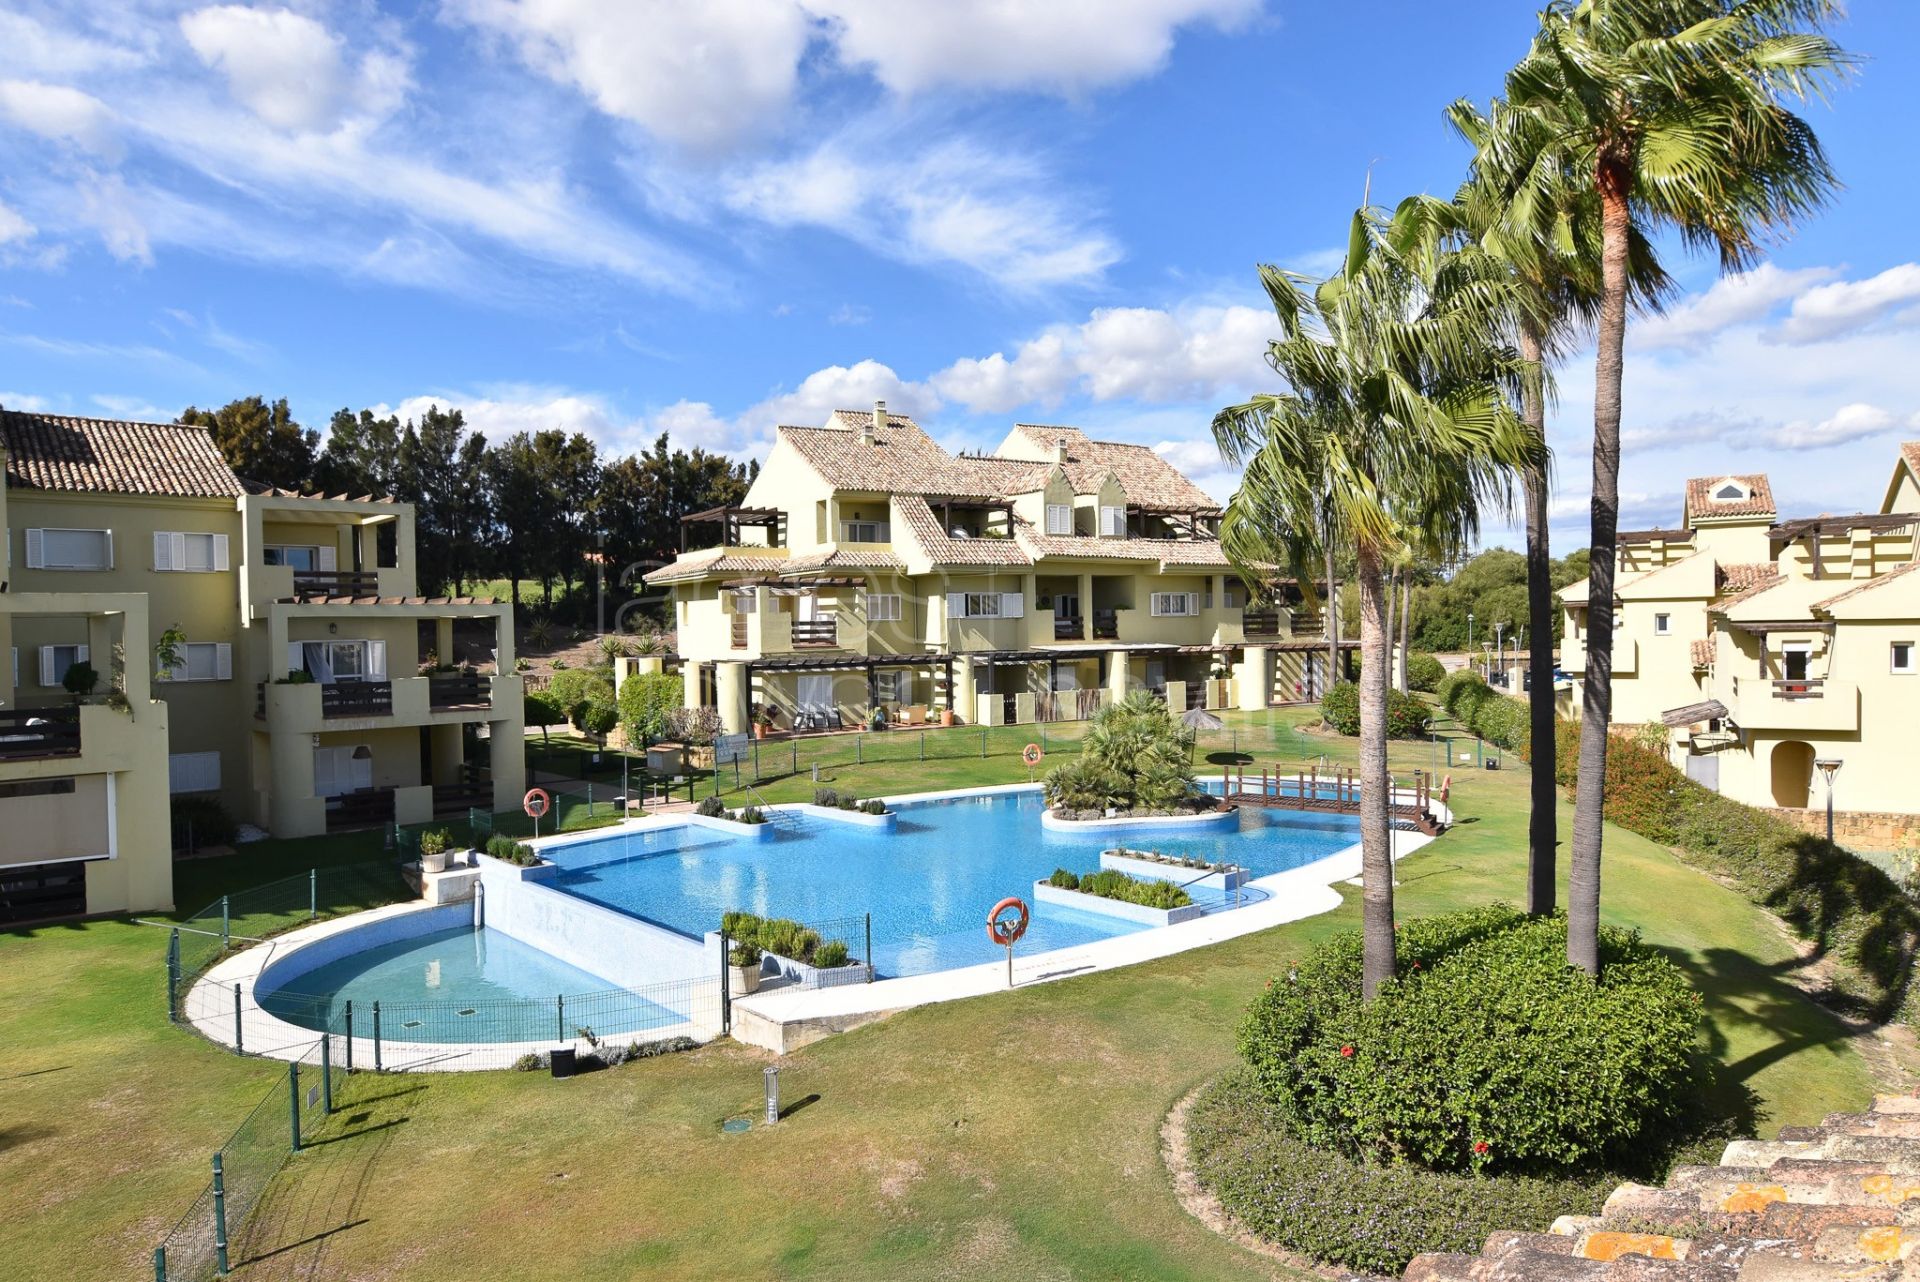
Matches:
[[523, 787, 551, 819], [1438, 774, 1452, 804], [986, 896, 1030, 946], [1022, 743, 1043, 767]]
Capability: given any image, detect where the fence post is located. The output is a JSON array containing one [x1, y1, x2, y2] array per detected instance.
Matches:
[[719, 929, 731, 1036], [343, 1000, 354, 1071], [372, 1001, 382, 1072], [166, 929, 180, 1020], [865, 913, 873, 983], [556, 993, 565, 1042], [857, 733, 862, 764], [320, 1034, 334, 1114], [288, 1061, 302, 1153], [980, 728, 986, 758], [220, 894, 230, 949], [211, 1152, 230, 1275], [233, 983, 243, 1054], [792, 741, 797, 776], [919, 731, 925, 761], [153, 1246, 167, 1282], [587, 782, 593, 818]]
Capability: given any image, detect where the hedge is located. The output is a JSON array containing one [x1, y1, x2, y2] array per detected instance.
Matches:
[[1319, 681, 1431, 739], [1186, 1070, 1614, 1276], [1406, 653, 1447, 693]]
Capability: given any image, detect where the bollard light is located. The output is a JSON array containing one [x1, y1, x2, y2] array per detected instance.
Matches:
[[1815, 758, 1843, 844], [764, 1064, 781, 1125]]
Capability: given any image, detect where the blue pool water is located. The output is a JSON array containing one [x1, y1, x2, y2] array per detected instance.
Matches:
[[260, 926, 683, 1042], [545, 789, 1360, 977]]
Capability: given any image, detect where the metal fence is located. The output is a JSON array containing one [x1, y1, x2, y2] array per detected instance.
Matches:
[[728, 910, 876, 990]]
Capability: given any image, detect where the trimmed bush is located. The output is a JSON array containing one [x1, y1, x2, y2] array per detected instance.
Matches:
[[1050, 867, 1192, 909], [812, 940, 850, 968], [484, 835, 538, 866], [1406, 653, 1447, 693], [695, 795, 727, 818], [1239, 905, 1700, 1175], [1186, 1070, 1614, 1276], [617, 671, 682, 744], [548, 667, 614, 718], [1317, 681, 1431, 739]]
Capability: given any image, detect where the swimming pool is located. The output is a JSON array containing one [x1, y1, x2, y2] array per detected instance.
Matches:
[[543, 788, 1361, 977], [258, 924, 685, 1043]]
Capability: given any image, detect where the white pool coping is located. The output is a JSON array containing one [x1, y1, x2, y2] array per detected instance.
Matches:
[[186, 777, 1446, 1063]]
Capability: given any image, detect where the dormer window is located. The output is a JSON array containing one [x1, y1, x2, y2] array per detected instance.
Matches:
[[1712, 480, 1748, 501]]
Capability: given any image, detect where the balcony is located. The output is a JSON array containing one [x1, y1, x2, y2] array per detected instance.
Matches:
[[1092, 609, 1120, 640], [0, 707, 80, 761], [1055, 615, 1085, 641], [259, 675, 517, 732], [1242, 610, 1282, 637], [327, 787, 396, 832], [791, 619, 838, 648], [426, 674, 491, 710], [293, 569, 382, 598], [1729, 675, 1859, 733], [322, 680, 393, 718]]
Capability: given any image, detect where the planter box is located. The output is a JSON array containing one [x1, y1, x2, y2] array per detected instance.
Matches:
[[1032, 879, 1206, 926], [793, 803, 896, 829], [1038, 805, 1238, 834], [1099, 849, 1248, 891], [763, 951, 875, 988], [686, 813, 776, 841]]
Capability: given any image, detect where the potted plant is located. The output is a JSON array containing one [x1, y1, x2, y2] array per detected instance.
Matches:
[[753, 705, 776, 740], [419, 827, 454, 874], [869, 706, 887, 732], [728, 941, 763, 995], [940, 705, 955, 727]]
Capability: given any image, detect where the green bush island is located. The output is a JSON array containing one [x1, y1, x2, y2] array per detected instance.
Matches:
[[484, 835, 538, 866], [1239, 905, 1700, 1175], [1406, 652, 1447, 693], [617, 671, 683, 744], [1186, 1070, 1615, 1276], [721, 911, 856, 967], [1045, 868, 1192, 910], [1318, 681, 1431, 739], [1044, 691, 1199, 814], [695, 794, 727, 818]]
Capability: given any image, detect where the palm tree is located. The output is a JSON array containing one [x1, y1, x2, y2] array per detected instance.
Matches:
[[1489, 0, 1849, 973], [1215, 205, 1535, 997], [1407, 102, 1674, 917]]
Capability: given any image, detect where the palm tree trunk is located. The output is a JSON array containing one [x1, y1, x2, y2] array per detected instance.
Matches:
[[1397, 572, 1411, 693], [1356, 543, 1397, 999], [1382, 567, 1397, 696], [1519, 318, 1557, 917], [1570, 164, 1632, 974], [1325, 543, 1340, 692]]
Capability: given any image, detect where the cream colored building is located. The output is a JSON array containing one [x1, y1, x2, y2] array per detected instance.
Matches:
[[0, 409, 525, 922], [1559, 448, 1920, 828], [644, 404, 1346, 731]]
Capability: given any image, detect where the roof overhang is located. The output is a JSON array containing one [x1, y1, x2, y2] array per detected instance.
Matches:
[[1661, 698, 1729, 727]]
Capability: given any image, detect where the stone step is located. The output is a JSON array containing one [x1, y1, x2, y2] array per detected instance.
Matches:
[[1812, 1113, 1920, 1140]]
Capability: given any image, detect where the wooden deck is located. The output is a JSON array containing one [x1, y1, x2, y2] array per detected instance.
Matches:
[[1219, 765, 1445, 836]]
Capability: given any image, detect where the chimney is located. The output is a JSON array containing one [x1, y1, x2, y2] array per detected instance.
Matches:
[[1054, 438, 1069, 464], [860, 398, 884, 446]]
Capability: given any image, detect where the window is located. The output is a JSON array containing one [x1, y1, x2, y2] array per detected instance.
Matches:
[[964, 593, 1000, 618], [25, 528, 111, 570], [1780, 642, 1811, 682], [1894, 641, 1915, 674], [868, 593, 902, 623], [153, 532, 229, 572], [1045, 504, 1073, 535], [1714, 482, 1747, 500], [875, 670, 905, 703], [1654, 613, 1672, 636], [38, 644, 88, 688], [168, 751, 221, 795], [288, 639, 387, 683], [1150, 592, 1200, 617], [839, 520, 888, 543], [0, 777, 75, 800], [1098, 505, 1126, 537], [265, 545, 328, 571], [949, 592, 1023, 619], [160, 642, 232, 683]]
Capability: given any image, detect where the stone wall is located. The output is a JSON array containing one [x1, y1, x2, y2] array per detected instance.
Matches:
[[1760, 805, 1918, 851]]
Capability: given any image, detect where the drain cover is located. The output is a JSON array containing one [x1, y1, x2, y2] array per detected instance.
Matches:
[[721, 1117, 752, 1134], [457, 1008, 476, 1017], [402, 1019, 424, 1030]]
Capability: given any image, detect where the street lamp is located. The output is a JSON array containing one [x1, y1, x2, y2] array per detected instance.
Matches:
[[1467, 612, 1475, 661], [1815, 758, 1843, 844]]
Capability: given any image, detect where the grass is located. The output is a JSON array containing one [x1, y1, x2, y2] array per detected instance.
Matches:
[[0, 707, 1878, 1281]]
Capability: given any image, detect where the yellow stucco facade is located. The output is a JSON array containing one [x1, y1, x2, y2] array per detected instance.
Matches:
[[1559, 448, 1920, 824]]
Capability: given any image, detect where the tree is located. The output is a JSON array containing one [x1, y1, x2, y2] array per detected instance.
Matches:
[[1215, 204, 1534, 998], [618, 671, 683, 745], [181, 396, 317, 491], [524, 690, 565, 748], [1043, 690, 1196, 814], [311, 408, 401, 497], [1491, 0, 1849, 972]]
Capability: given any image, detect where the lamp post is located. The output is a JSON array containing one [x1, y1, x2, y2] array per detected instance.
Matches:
[[1467, 612, 1475, 662], [1815, 758, 1843, 844]]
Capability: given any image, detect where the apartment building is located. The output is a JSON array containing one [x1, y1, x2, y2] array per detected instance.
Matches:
[[1558, 445, 1920, 832], [644, 403, 1348, 732], [0, 409, 525, 922]]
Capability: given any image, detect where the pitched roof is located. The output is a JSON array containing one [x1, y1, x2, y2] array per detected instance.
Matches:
[[1902, 441, 1920, 482], [778, 548, 908, 574], [1811, 558, 1920, 613], [892, 494, 1032, 567], [0, 409, 245, 499], [641, 546, 789, 584], [1691, 635, 1716, 668], [777, 415, 956, 493], [1711, 564, 1783, 610], [1013, 525, 1230, 568], [1684, 473, 1776, 522], [1011, 423, 1218, 511]]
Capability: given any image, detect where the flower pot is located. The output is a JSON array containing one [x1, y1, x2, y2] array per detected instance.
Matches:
[[940, 709, 955, 727], [421, 848, 449, 874], [753, 723, 767, 740], [729, 963, 762, 995]]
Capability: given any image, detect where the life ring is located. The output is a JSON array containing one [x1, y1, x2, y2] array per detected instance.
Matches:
[[1022, 743, 1043, 767], [986, 896, 1030, 946], [523, 787, 551, 819], [1439, 774, 1452, 804]]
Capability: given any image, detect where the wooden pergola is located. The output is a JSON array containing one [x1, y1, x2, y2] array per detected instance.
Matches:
[[679, 505, 786, 552]]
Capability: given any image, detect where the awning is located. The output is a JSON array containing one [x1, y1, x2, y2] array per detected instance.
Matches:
[[1661, 699, 1729, 728]]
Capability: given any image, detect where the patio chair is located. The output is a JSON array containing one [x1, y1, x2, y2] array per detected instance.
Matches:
[[827, 710, 844, 730]]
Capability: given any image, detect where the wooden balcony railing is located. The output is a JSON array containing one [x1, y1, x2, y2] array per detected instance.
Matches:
[[731, 614, 749, 649], [1054, 615, 1084, 641], [322, 680, 393, 718], [791, 619, 837, 648], [327, 788, 395, 832], [1292, 611, 1326, 638], [1242, 610, 1282, 636], [1773, 677, 1824, 700], [292, 569, 381, 597], [1091, 610, 1119, 640], [428, 674, 491, 709], [0, 707, 81, 760]]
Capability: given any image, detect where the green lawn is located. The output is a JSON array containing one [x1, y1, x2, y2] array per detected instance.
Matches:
[[0, 708, 1878, 1281]]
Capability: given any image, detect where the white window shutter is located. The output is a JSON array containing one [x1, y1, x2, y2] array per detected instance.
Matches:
[[154, 532, 173, 571], [317, 545, 337, 572], [24, 529, 43, 569], [947, 591, 966, 620], [367, 640, 387, 678], [171, 532, 188, 571], [213, 534, 230, 572], [215, 643, 232, 681], [1187, 592, 1201, 616], [102, 531, 113, 569], [39, 647, 54, 686], [1001, 592, 1024, 619], [1149, 594, 1164, 617]]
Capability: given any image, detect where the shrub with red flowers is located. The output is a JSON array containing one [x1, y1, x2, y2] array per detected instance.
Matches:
[[1236, 904, 1700, 1176]]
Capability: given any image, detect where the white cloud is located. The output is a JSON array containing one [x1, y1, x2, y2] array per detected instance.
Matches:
[[814, 0, 1261, 96], [180, 5, 409, 134], [448, 0, 812, 152], [0, 12, 147, 77], [932, 301, 1273, 411], [1774, 263, 1920, 345], [77, 172, 150, 264], [1759, 402, 1908, 451], [0, 79, 120, 156], [1632, 263, 1837, 351], [742, 359, 935, 437], [0, 201, 34, 245]]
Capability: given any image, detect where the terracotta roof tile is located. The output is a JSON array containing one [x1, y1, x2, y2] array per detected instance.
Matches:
[[642, 547, 789, 584], [1691, 635, 1716, 667], [1712, 563, 1783, 609], [779, 415, 956, 493], [1902, 441, 1920, 484], [1013, 524, 1229, 568], [893, 494, 1032, 567], [1685, 472, 1776, 522], [1811, 558, 1920, 612], [1, 409, 244, 498], [778, 548, 908, 574], [1010, 423, 1219, 511]]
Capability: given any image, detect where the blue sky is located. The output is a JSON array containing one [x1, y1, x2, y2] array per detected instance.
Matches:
[[2, 1, 1918, 550]]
